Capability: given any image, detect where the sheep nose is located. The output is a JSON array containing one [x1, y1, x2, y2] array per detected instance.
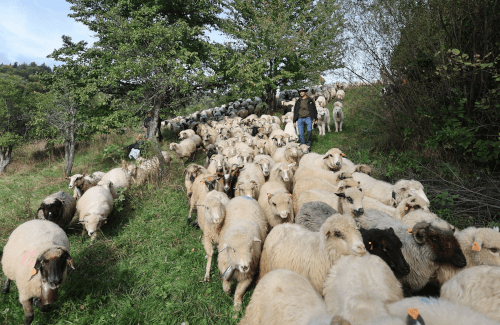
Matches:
[[280, 211, 289, 219], [335, 161, 341, 166], [354, 208, 364, 216], [239, 265, 249, 273]]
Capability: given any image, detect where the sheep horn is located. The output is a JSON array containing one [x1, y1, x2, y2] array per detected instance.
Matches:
[[412, 221, 430, 245]]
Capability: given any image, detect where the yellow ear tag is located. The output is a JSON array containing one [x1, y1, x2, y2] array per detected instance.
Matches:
[[207, 177, 212, 181], [408, 228, 412, 234], [408, 308, 419, 320], [405, 206, 409, 210], [472, 241, 481, 252], [30, 268, 37, 277]]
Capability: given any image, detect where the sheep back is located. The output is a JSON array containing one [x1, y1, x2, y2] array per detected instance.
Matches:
[[295, 201, 337, 231], [100, 168, 130, 199]]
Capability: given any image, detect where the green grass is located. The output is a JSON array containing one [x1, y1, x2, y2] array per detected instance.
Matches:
[[0, 86, 490, 324]]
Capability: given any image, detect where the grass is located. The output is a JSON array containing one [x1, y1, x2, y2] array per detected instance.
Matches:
[[0, 86, 495, 324]]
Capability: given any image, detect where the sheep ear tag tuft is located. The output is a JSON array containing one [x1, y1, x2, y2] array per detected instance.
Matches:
[[472, 241, 481, 252], [29, 268, 38, 281]]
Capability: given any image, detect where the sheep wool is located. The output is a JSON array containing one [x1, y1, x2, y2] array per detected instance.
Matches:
[[440, 265, 500, 322], [323, 254, 404, 325], [239, 269, 346, 325], [259, 213, 366, 293], [37, 191, 76, 229]]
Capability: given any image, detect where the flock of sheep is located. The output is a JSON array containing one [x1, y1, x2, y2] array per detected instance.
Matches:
[[1, 83, 500, 325]]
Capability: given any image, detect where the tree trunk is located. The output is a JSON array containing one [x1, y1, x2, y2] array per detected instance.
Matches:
[[0, 145, 13, 174], [266, 86, 277, 113], [149, 104, 169, 181], [64, 117, 76, 176]]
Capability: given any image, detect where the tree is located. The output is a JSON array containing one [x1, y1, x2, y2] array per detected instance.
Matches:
[[0, 74, 30, 173], [50, 0, 224, 178], [219, 0, 345, 110]]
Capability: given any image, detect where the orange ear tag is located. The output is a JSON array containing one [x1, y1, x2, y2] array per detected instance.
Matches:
[[472, 241, 481, 252], [405, 207, 409, 210], [408, 308, 419, 320], [407, 228, 412, 234], [30, 268, 37, 277], [207, 177, 212, 181]]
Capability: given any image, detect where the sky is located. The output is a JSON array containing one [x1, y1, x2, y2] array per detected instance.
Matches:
[[0, 0, 346, 82]]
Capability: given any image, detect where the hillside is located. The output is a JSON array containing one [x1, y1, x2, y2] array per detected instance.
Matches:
[[0, 86, 496, 324]]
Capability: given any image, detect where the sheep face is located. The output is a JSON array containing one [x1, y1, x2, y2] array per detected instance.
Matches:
[[67, 174, 84, 189], [392, 180, 430, 207], [256, 140, 267, 154], [299, 144, 309, 154], [204, 197, 226, 224], [273, 134, 285, 147], [255, 158, 271, 177], [210, 154, 225, 172], [235, 180, 259, 198], [336, 187, 364, 217], [268, 193, 294, 220], [399, 195, 430, 216], [412, 220, 466, 268], [202, 176, 221, 192], [323, 148, 344, 171], [277, 164, 294, 182], [222, 229, 261, 274], [38, 199, 64, 221], [336, 178, 359, 191], [29, 247, 73, 305], [169, 143, 178, 151], [184, 164, 204, 183], [322, 214, 366, 256], [285, 143, 300, 158], [240, 151, 254, 164], [333, 107, 343, 119], [81, 214, 107, 239], [466, 227, 500, 267], [361, 227, 410, 276]]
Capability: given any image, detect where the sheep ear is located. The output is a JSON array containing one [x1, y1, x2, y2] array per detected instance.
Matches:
[[324, 230, 331, 239], [392, 191, 396, 199], [335, 192, 346, 197], [253, 237, 261, 243], [29, 255, 44, 281], [287, 162, 296, 167], [359, 188, 362, 192], [387, 227, 395, 235], [323, 155, 329, 160]]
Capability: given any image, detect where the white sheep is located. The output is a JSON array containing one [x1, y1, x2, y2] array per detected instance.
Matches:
[[187, 174, 223, 225], [316, 95, 327, 108], [317, 106, 331, 135], [336, 89, 345, 101], [283, 121, 297, 141], [179, 129, 195, 140], [332, 106, 344, 132], [387, 296, 498, 325], [183, 163, 209, 202], [297, 187, 364, 219], [299, 148, 352, 172], [234, 163, 265, 199], [258, 213, 366, 293], [258, 181, 294, 229], [76, 181, 114, 242], [268, 162, 295, 192], [253, 154, 275, 178], [217, 196, 268, 312], [440, 265, 500, 322], [238, 269, 348, 325], [36, 191, 76, 229], [364, 194, 430, 221], [169, 138, 197, 164], [1, 220, 74, 325], [435, 226, 500, 285], [195, 190, 230, 281], [323, 254, 404, 325], [272, 142, 302, 168], [294, 166, 351, 186], [391, 179, 430, 207], [100, 167, 131, 199]]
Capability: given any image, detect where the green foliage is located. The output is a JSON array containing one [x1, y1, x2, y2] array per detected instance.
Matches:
[[219, 0, 345, 107], [113, 187, 127, 213]]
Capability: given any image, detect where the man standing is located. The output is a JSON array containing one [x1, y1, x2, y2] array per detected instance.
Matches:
[[293, 87, 317, 150]]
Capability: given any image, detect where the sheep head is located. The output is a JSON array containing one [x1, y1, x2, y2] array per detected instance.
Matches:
[[299, 144, 309, 154], [202, 176, 221, 192], [412, 220, 466, 268], [396, 194, 430, 219], [220, 228, 261, 274], [285, 142, 300, 159], [336, 178, 359, 192], [28, 247, 74, 305], [351, 164, 372, 175], [267, 192, 294, 221], [335, 187, 364, 217], [277, 163, 294, 182], [184, 164, 204, 183], [255, 157, 271, 177], [461, 227, 500, 267], [169, 143, 178, 151], [360, 227, 410, 276], [37, 199, 63, 221], [391, 179, 429, 207], [67, 174, 84, 189], [202, 196, 226, 224], [80, 214, 107, 240], [323, 148, 343, 171], [321, 214, 366, 257], [235, 179, 259, 199]]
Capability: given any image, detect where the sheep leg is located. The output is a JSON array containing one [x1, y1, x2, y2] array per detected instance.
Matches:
[[203, 236, 213, 281], [1, 278, 11, 294], [187, 204, 195, 225], [327, 118, 331, 132], [335, 121, 339, 132], [339, 120, 343, 132], [222, 279, 231, 295], [21, 299, 34, 325], [233, 277, 252, 312]]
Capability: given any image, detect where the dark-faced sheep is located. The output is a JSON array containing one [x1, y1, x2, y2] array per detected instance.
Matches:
[[37, 191, 76, 229], [1, 220, 75, 325]]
